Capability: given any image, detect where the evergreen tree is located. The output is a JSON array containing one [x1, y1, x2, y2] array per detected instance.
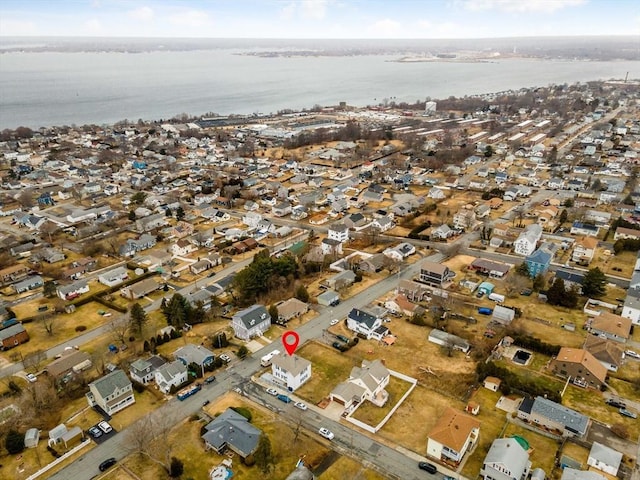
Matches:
[[169, 457, 184, 478], [43, 280, 57, 298], [532, 273, 546, 291], [295, 284, 310, 303], [128, 210, 136, 221], [268, 304, 279, 324], [546, 277, 566, 306], [515, 262, 530, 277], [582, 267, 607, 297], [176, 206, 185, 221], [5, 429, 24, 454], [254, 434, 275, 474], [129, 302, 148, 335]]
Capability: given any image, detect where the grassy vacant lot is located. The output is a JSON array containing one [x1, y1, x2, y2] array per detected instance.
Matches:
[[320, 456, 388, 480], [350, 375, 413, 427], [591, 249, 637, 279], [460, 388, 510, 478], [295, 342, 360, 405], [563, 386, 640, 439], [502, 423, 561, 473]]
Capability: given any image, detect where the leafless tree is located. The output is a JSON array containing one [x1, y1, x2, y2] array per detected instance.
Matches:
[[125, 412, 177, 472], [23, 349, 47, 372], [16, 190, 34, 209], [37, 312, 56, 336], [40, 220, 60, 244], [108, 316, 129, 345]]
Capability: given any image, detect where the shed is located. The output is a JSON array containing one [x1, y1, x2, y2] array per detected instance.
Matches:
[[24, 428, 40, 448], [478, 281, 495, 295], [492, 305, 516, 325], [484, 376, 501, 392]]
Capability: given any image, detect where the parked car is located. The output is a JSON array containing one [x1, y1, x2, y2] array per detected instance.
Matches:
[[318, 427, 334, 440], [294, 401, 308, 411], [99, 458, 117, 472], [26, 373, 37, 383], [202, 400, 210, 406], [606, 398, 627, 409], [619, 408, 638, 419], [88, 426, 103, 439], [220, 354, 231, 363], [204, 375, 216, 384], [266, 388, 278, 396], [330, 318, 339, 326], [625, 350, 640, 360], [418, 462, 438, 474], [277, 394, 292, 403], [98, 421, 113, 434]]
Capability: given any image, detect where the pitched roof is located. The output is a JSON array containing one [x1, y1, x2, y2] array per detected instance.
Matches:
[[554, 347, 607, 383], [591, 312, 632, 339], [233, 304, 270, 329], [530, 396, 589, 435], [583, 336, 624, 367], [428, 407, 480, 452], [90, 369, 131, 398], [271, 354, 311, 377], [483, 438, 530, 476], [202, 408, 261, 457]]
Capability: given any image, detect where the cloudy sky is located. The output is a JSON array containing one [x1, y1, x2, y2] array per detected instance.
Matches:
[[1, 0, 639, 39]]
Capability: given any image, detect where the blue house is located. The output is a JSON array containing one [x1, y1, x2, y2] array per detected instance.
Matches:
[[526, 248, 553, 278], [478, 281, 495, 295], [37, 192, 55, 206], [132, 159, 147, 170]]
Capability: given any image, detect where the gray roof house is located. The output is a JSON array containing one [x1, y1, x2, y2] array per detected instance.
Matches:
[[561, 469, 607, 480], [346, 308, 388, 340], [517, 396, 589, 437], [13, 275, 44, 294], [480, 438, 531, 480], [428, 329, 470, 353], [587, 441, 622, 476], [129, 355, 166, 385], [154, 360, 188, 394], [231, 304, 271, 340], [202, 408, 261, 459], [174, 344, 215, 368], [86, 369, 135, 416]]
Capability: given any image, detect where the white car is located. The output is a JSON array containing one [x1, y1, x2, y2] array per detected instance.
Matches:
[[294, 402, 308, 411], [318, 427, 334, 440], [330, 319, 339, 326], [220, 354, 231, 363], [26, 373, 37, 383], [266, 388, 278, 396], [98, 421, 113, 434], [625, 350, 640, 359]]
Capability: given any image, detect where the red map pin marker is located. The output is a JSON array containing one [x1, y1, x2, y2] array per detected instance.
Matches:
[[282, 331, 300, 356]]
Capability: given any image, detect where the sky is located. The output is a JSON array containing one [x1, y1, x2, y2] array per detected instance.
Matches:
[[0, 0, 639, 39]]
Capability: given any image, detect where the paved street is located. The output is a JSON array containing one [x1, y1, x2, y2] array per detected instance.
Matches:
[[48, 254, 445, 480]]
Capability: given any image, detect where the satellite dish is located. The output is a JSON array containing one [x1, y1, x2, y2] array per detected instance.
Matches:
[[134, 268, 144, 276]]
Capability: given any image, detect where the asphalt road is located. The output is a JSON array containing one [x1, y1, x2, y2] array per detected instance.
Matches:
[[48, 253, 443, 480]]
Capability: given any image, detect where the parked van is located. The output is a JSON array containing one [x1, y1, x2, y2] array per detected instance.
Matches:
[[488, 293, 505, 303]]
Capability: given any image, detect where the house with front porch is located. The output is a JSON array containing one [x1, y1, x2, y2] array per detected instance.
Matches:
[[346, 308, 389, 340], [86, 369, 135, 416], [427, 407, 480, 466], [330, 359, 390, 409], [155, 360, 188, 394]]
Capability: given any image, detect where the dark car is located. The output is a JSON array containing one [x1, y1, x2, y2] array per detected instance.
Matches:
[[277, 394, 292, 403], [204, 375, 216, 384], [418, 462, 437, 474], [606, 398, 627, 409], [99, 458, 117, 472]]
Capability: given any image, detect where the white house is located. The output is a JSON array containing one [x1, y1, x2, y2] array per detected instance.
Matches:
[[330, 359, 390, 409], [327, 223, 349, 243], [427, 407, 480, 466], [231, 304, 271, 340], [480, 438, 531, 480], [86, 369, 135, 416], [572, 236, 598, 264], [98, 267, 129, 287], [155, 360, 188, 394], [514, 224, 542, 256], [171, 239, 197, 257], [346, 308, 389, 340], [587, 442, 622, 476], [271, 354, 312, 391], [56, 280, 90, 300]]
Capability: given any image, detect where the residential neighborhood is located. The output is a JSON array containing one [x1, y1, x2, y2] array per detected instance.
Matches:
[[0, 78, 639, 480]]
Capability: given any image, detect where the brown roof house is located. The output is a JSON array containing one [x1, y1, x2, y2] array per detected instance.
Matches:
[[275, 298, 309, 325], [483, 376, 501, 392], [120, 277, 160, 300], [550, 347, 607, 389], [589, 312, 632, 343], [572, 236, 598, 265], [583, 336, 625, 372], [427, 407, 480, 466], [45, 349, 92, 382]]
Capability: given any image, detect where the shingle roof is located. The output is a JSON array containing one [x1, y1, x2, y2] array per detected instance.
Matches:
[[90, 369, 131, 398], [428, 407, 480, 452], [531, 396, 589, 435], [483, 438, 530, 477], [202, 408, 261, 457]]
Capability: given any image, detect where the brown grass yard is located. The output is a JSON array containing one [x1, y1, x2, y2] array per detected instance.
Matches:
[[591, 250, 637, 280], [560, 441, 590, 469], [319, 456, 388, 480], [460, 388, 510, 478], [350, 375, 413, 427]]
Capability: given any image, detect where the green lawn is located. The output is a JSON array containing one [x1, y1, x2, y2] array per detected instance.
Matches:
[[350, 375, 413, 427]]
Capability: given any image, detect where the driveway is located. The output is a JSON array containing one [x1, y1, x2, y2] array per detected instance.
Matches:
[[588, 421, 637, 458]]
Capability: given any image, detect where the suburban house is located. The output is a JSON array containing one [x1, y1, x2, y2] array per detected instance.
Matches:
[[346, 308, 389, 340], [517, 396, 589, 437], [514, 224, 542, 256], [201, 408, 261, 460], [86, 369, 135, 416], [432, 224, 454, 240], [396, 279, 432, 302], [570, 221, 600, 237], [119, 234, 156, 257], [155, 360, 189, 394], [275, 298, 309, 324], [572, 236, 598, 265], [171, 239, 197, 257], [135, 212, 167, 232], [0, 323, 30, 350], [358, 253, 387, 273], [587, 442, 622, 476], [129, 355, 166, 385], [45, 349, 92, 382], [427, 407, 480, 466], [468, 259, 510, 278], [317, 289, 340, 307], [39, 247, 65, 264], [480, 438, 531, 480], [384, 294, 424, 317], [383, 242, 416, 262], [614, 227, 640, 241], [589, 312, 632, 343], [13, 275, 44, 294], [525, 247, 553, 277], [98, 267, 129, 287], [549, 347, 607, 389], [583, 336, 624, 372], [120, 277, 160, 300], [271, 354, 312, 391], [330, 359, 390, 409], [174, 344, 215, 373], [57, 280, 90, 300], [231, 304, 271, 340], [622, 253, 640, 324], [0, 264, 30, 286], [327, 223, 349, 243], [419, 260, 455, 288], [453, 209, 476, 230], [325, 270, 356, 290], [561, 469, 606, 480]]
